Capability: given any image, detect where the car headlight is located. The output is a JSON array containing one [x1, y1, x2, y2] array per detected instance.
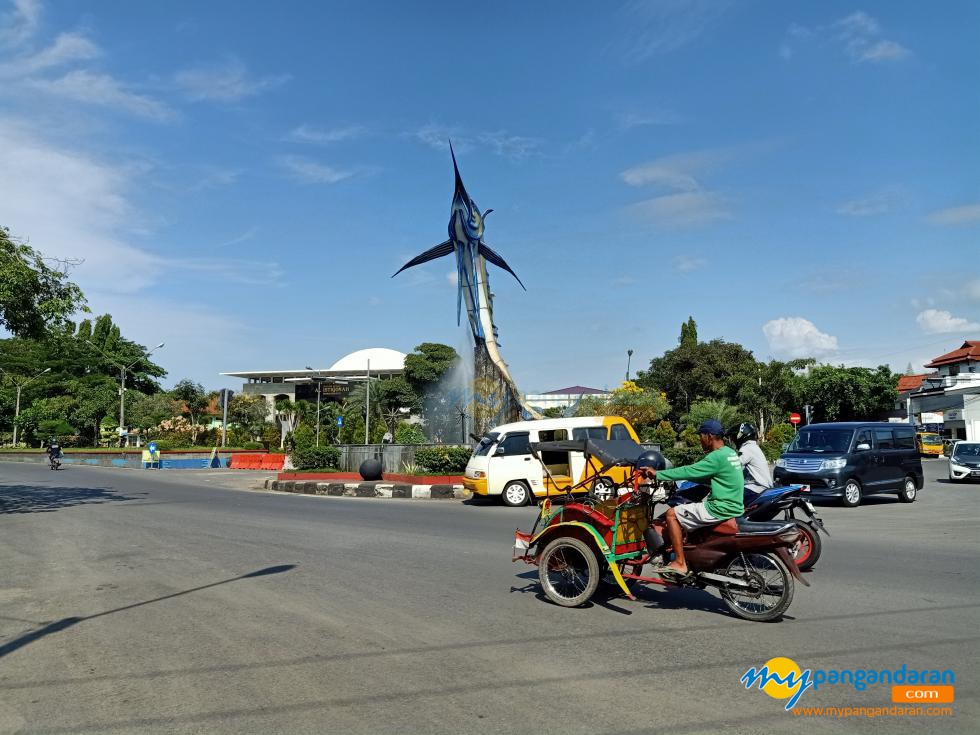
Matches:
[[949, 462, 966, 471], [470, 470, 486, 479], [821, 458, 847, 470], [775, 458, 787, 468]]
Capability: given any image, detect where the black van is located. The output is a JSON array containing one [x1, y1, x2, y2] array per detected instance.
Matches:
[[773, 422, 923, 507]]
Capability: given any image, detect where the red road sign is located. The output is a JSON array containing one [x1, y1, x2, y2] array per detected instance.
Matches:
[[789, 413, 801, 425]]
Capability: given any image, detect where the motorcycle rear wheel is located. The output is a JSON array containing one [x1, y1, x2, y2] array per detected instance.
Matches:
[[792, 522, 821, 572], [720, 552, 794, 622], [538, 537, 599, 607]]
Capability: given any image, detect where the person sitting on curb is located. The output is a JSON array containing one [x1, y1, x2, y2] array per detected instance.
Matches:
[[638, 419, 745, 576]]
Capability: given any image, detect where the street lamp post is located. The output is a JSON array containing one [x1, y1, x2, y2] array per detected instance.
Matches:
[[4, 367, 52, 446], [305, 367, 325, 447], [220, 388, 231, 447], [365, 359, 371, 445], [626, 349, 634, 382], [87, 340, 165, 446]]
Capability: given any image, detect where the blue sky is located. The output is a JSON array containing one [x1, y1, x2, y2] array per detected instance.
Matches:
[[1, 0, 977, 393]]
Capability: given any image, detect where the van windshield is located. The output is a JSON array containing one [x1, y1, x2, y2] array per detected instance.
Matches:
[[920, 433, 942, 444], [786, 428, 854, 453], [473, 433, 500, 456]]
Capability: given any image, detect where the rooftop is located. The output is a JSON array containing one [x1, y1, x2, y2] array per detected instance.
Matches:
[[925, 340, 980, 368], [542, 386, 608, 395]]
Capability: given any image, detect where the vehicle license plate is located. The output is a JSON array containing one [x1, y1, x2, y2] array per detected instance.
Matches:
[[804, 500, 816, 513], [800, 485, 810, 493]]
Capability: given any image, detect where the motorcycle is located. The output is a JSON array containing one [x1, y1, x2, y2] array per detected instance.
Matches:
[[48, 452, 62, 470], [671, 482, 828, 571], [513, 438, 809, 622]]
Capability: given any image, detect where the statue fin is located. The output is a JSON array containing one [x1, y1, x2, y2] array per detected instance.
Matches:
[[391, 240, 455, 277], [478, 243, 526, 290]]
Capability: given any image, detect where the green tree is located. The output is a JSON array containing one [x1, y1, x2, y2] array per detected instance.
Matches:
[[74, 381, 119, 444], [679, 316, 698, 349], [228, 394, 268, 439], [682, 398, 744, 433], [730, 358, 811, 437], [171, 379, 208, 428], [799, 364, 899, 422], [403, 343, 459, 394], [126, 392, 181, 430], [636, 321, 758, 414], [575, 381, 670, 434], [541, 407, 565, 418], [0, 226, 87, 338]]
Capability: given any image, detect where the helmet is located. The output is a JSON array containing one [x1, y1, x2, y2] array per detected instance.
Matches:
[[729, 423, 758, 447], [635, 449, 667, 472]]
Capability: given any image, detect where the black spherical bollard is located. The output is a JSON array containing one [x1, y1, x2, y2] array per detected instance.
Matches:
[[359, 458, 383, 481]]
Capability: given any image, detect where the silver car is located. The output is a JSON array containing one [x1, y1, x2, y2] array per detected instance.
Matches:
[[948, 441, 980, 482]]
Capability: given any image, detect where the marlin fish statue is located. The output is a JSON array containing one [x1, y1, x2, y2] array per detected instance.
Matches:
[[392, 142, 525, 343]]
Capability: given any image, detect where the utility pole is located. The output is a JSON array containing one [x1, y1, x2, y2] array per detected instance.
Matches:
[[365, 359, 371, 445], [87, 340, 165, 446], [305, 367, 325, 447], [220, 388, 231, 447], [6, 367, 51, 446]]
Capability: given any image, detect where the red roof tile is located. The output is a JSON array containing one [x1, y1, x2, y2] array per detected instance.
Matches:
[[925, 340, 980, 368], [896, 374, 931, 393]]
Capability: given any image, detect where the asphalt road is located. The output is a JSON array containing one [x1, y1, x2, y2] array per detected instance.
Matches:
[[1, 460, 977, 735]]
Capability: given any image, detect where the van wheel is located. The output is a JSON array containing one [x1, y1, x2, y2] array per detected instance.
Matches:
[[502, 481, 531, 507], [898, 476, 918, 503], [842, 479, 862, 508]]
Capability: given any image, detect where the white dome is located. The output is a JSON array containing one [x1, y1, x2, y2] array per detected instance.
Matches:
[[329, 347, 407, 373]]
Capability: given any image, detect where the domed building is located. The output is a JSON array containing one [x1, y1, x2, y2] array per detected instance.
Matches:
[[221, 347, 408, 418]]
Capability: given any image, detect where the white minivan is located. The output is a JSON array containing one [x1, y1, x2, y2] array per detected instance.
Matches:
[[463, 416, 641, 506]]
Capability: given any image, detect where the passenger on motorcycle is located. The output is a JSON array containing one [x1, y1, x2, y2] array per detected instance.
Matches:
[[729, 422, 773, 495], [638, 420, 744, 576]]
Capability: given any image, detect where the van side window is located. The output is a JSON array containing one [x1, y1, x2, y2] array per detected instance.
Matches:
[[498, 433, 531, 456], [874, 429, 895, 450], [538, 429, 568, 442], [854, 430, 872, 449], [573, 427, 606, 442], [894, 429, 915, 450], [609, 423, 632, 441]]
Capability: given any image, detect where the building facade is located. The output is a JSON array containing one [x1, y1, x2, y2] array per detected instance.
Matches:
[[906, 341, 980, 441]]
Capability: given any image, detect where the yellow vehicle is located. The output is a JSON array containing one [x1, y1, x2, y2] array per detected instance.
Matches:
[[916, 432, 944, 457], [464, 416, 642, 506]]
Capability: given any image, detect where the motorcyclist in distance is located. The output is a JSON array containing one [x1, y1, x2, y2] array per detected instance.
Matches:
[[46, 438, 62, 469], [729, 423, 773, 496]]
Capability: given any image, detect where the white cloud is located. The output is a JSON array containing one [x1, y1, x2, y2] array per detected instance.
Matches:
[[763, 317, 839, 358], [446, 271, 458, 286], [29, 70, 175, 122], [616, 0, 730, 63], [0, 0, 41, 46], [782, 11, 910, 64], [964, 278, 980, 302], [629, 191, 730, 226], [276, 155, 354, 184], [288, 124, 366, 144], [411, 123, 540, 161], [618, 109, 684, 129], [620, 147, 735, 189], [915, 309, 980, 334], [175, 59, 289, 102], [927, 202, 980, 225], [672, 255, 707, 272], [0, 116, 160, 293], [836, 187, 904, 216], [860, 39, 909, 63], [0, 31, 99, 78]]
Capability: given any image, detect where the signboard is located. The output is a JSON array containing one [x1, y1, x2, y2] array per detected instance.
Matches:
[[789, 412, 801, 425], [336, 415, 344, 427], [946, 409, 963, 422], [148, 441, 158, 453]]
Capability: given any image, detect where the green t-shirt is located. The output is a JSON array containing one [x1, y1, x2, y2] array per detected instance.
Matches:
[[657, 446, 745, 519]]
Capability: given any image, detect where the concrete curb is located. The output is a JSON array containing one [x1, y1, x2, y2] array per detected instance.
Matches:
[[265, 479, 471, 500]]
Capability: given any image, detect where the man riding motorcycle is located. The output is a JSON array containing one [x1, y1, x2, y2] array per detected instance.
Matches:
[[729, 422, 773, 495], [47, 438, 63, 469], [638, 419, 744, 576]]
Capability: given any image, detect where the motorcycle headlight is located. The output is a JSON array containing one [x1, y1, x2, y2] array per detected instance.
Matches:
[[821, 458, 847, 470], [775, 458, 787, 468]]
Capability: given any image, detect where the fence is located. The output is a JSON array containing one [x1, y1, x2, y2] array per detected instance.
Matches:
[[333, 444, 467, 473]]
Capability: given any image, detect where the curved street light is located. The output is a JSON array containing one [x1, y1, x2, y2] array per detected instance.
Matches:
[[1, 366, 52, 446]]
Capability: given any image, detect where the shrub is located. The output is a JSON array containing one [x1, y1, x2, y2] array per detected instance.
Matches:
[[662, 445, 705, 467], [291, 445, 341, 470], [395, 421, 427, 445], [766, 423, 796, 447], [641, 420, 677, 448], [414, 445, 471, 474], [242, 441, 264, 450], [760, 442, 783, 462]]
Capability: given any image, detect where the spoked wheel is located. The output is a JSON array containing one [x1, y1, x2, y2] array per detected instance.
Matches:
[[538, 537, 599, 607], [720, 552, 794, 622], [791, 522, 821, 572], [502, 481, 531, 507]]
